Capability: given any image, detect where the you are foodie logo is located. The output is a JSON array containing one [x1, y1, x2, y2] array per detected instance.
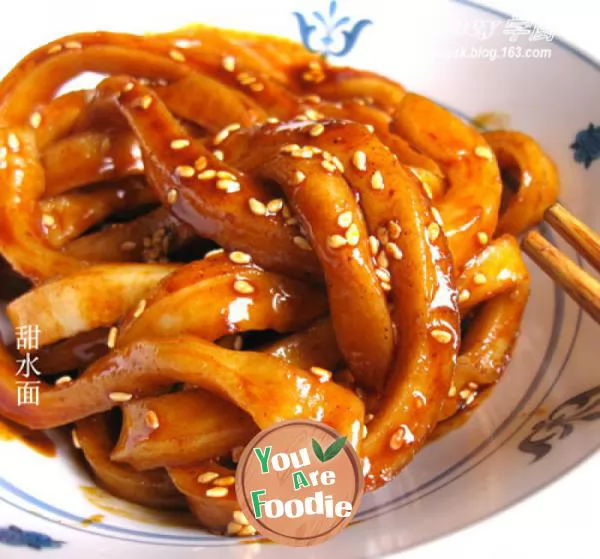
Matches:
[[235, 420, 364, 546]]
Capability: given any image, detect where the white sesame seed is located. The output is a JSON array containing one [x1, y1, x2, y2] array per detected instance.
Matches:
[[233, 279, 255, 295], [352, 150, 367, 171], [194, 156, 208, 171], [7, 133, 20, 151], [169, 49, 186, 62], [291, 148, 314, 159], [281, 144, 301, 153], [249, 82, 264, 92], [248, 198, 266, 216], [41, 214, 55, 227], [473, 273, 487, 285], [133, 299, 147, 319], [197, 471, 220, 484], [327, 234, 348, 249], [132, 95, 153, 110], [206, 487, 229, 498], [321, 160, 337, 173], [213, 123, 241, 146], [291, 170, 306, 185], [474, 145, 494, 160], [310, 366, 332, 382], [365, 124, 375, 133], [213, 475, 236, 487], [229, 251, 252, 264], [309, 123, 325, 137], [176, 165, 195, 178], [477, 231, 489, 245], [170, 138, 190, 150], [345, 223, 360, 246], [386, 242, 403, 261], [145, 410, 160, 429], [431, 329, 453, 344], [213, 149, 224, 161], [267, 199, 284, 213], [55, 375, 72, 386], [167, 189, 178, 205], [337, 211, 353, 229], [389, 425, 411, 450], [371, 170, 384, 190], [468, 382, 479, 390], [109, 392, 133, 403], [388, 221, 402, 239], [107, 327, 118, 349], [72, 429, 81, 449], [305, 108, 323, 121], [197, 169, 217, 180], [375, 267, 391, 283], [458, 289, 471, 303], [293, 236, 312, 251], [266, 117, 280, 124], [204, 248, 224, 258], [222, 55, 236, 72], [29, 112, 42, 129], [465, 392, 477, 406], [122, 82, 134, 93], [65, 41, 82, 49], [432, 207, 443, 225], [459, 389, 472, 400], [216, 179, 241, 193], [448, 385, 457, 397], [331, 156, 344, 173], [368, 236, 380, 256], [47, 44, 62, 54], [377, 250, 389, 269], [428, 222, 441, 242]]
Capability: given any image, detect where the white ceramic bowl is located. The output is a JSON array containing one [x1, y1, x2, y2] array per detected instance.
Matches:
[[1, 1, 599, 557]]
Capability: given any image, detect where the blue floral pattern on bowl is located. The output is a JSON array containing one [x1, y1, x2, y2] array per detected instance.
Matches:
[[293, 0, 372, 57], [0, 525, 64, 550], [570, 123, 600, 168]]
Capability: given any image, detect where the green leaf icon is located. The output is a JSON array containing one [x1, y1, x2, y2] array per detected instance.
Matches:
[[323, 436, 347, 462], [312, 439, 325, 462]]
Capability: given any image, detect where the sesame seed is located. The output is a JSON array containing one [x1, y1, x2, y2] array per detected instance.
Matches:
[[197, 169, 217, 180], [321, 160, 337, 173], [371, 170, 384, 190], [474, 145, 494, 160], [266, 117, 280, 124], [331, 156, 344, 173], [381, 282, 391, 292], [291, 148, 314, 159], [176, 165, 195, 178], [170, 138, 190, 150], [205, 248, 225, 258], [388, 221, 402, 239], [222, 55, 236, 72], [233, 335, 243, 350], [41, 214, 55, 227], [305, 108, 323, 121], [328, 234, 348, 249], [109, 392, 133, 403], [248, 198, 266, 216], [386, 242, 403, 261], [291, 170, 306, 185], [55, 375, 72, 386], [432, 208, 443, 225], [216, 179, 241, 193], [29, 112, 42, 129], [206, 487, 228, 498], [227, 522, 243, 536], [375, 268, 391, 283], [309, 123, 325, 137], [362, 425, 368, 439], [293, 236, 312, 251], [107, 327, 118, 349], [448, 385, 457, 397], [238, 525, 257, 537], [421, 182, 434, 200], [233, 511, 249, 526], [145, 410, 160, 429], [281, 144, 301, 153], [133, 299, 147, 319], [72, 429, 81, 449], [458, 289, 471, 303], [7, 133, 20, 151], [431, 329, 453, 344], [132, 95, 153, 110], [459, 389, 471, 400], [237, 72, 254, 84], [345, 223, 360, 246], [197, 471, 220, 484], [213, 476, 236, 487], [169, 49, 186, 62], [229, 251, 252, 264], [267, 198, 284, 213], [213, 149, 224, 161], [310, 366, 332, 382], [477, 231, 489, 245], [0, 147, 6, 159], [337, 211, 353, 229], [365, 124, 375, 133], [465, 392, 477, 406], [167, 189, 178, 205], [122, 82, 134, 92], [47, 44, 62, 54], [352, 150, 367, 171], [473, 273, 487, 285], [369, 236, 380, 256], [389, 425, 412, 450], [468, 382, 479, 390], [249, 82, 264, 92], [65, 41, 82, 49], [194, 156, 208, 171], [377, 251, 389, 268], [428, 222, 441, 242], [232, 446, 244, 463], [233, 279, 255, 295], [213, 123, 241, 146]]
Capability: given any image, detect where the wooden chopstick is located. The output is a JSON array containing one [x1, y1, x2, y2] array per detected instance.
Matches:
[[522, 203, 600, 325]]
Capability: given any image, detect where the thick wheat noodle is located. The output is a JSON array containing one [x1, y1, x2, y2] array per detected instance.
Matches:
[[0, 27, 560, 535]]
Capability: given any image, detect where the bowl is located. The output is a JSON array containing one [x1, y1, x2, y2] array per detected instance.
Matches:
[[0, 1, 599, 557]]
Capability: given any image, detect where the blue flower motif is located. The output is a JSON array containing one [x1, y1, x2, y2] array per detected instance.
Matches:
[[293, 0, 372, 58], [0, 525, 64, 550], [570, 123, 600, 169]]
